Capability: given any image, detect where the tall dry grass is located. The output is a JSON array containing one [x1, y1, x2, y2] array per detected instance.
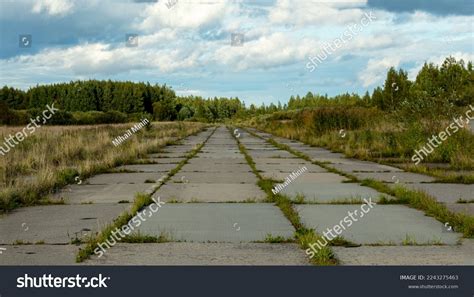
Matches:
[[244, 107, 474, 170], [0, 121, 205, 211]]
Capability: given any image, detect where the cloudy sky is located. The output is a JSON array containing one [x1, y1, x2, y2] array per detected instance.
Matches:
[[0, 0, 472, 105]]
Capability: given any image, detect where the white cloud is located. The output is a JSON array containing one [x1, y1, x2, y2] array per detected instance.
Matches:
[[358, 56, 400, 87], [213, 32, 318, 70], [32, 0, 75, 16], [1, 37, 200, 77], [268, 0, 368, 26], [137, 0, 234, 31]]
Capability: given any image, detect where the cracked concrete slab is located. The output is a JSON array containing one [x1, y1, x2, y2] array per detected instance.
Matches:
[[85, 172, 164, 184], [253, 158, 308, 165], [331, 161, 403, 173], [333, 240, 474, 265], [279, 182, 388, 202], [84, 242, 309, 265], [444, 203, 474, 216], [0, 204, 129, 244], [145, 157, 184, 164], [248, 150, 296, 158], [135, 203, 295, 242], [0, 244, 81, 265], [269, 172, 349, 183], [354, 172, 436, 183], [154, 183, 266, 202], [187, 159, 247, 165], [296, 204, 461, 245], [257, 163, 327, 173], [148, 153, 188, 158], [170, 172, 257, 184], [180, 163, 252, 173], [402, 183, 474, 203], [53, 183, 153, 204], [115, 164, 177, 172]]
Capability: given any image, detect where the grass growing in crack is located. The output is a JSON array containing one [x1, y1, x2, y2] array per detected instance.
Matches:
[[261, 234, 294, 243], [329, 236, 361, 247], [230, 126, 338, 265], [75, 127, 216, 262], [294, 193, 306, 204], [122, 231, 172, 243], [297, 231, 338, 265], [401, 235, 444, 246]]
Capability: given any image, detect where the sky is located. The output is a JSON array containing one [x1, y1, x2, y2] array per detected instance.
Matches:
[[0, 0, 472, 106]]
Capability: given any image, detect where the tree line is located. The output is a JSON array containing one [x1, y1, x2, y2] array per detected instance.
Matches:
[[0, 80, 245, 125], [1, 56, 472, 125]]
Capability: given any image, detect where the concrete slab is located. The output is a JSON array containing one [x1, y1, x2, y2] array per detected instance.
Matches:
[[403, 183, 474, 203], [196, 152, 243, 159], [444, 203, 474, 216], [200, 150, 240, 155], [148, 153, 188, 158], [170, 172, 257, 184], [194, 154, 245, 160], [257, 164, 326, 173], [188, 157, 248, 166], [246, 148, 281, 151], [145, 157, 184, 164], [354, 172, 436, 183], [54, 183, 153, 204], [245, 144, 277, 148], [280, 182, 388, 202], [0, 204, 129, 244], [0, 244, 80, 265], [135, 203, 295, 242], [294, 147, 335, 154], [308, 155, 347, 163], [331, 161, 403, 173], [248, 151, 296, 158], [86, 172, 164, 184], [333, 240, 474, 265], [187, 159, 247, 165], [154, 183, 266, 202], [296, 204, 461, 245], [115, 164, 177, 172], [239, 138, 267, 144], [85, 242, 308, 265], [180, 163, 252, 173], [161, 146, 194, 153], [269, 172, 349, 183], [201, 148, 241, 152], [253, 158, 308, 165]]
